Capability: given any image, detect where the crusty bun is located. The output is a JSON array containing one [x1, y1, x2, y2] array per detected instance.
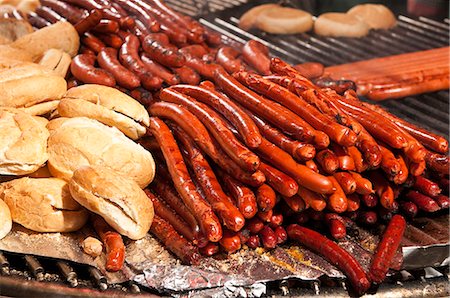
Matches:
[[47, 117, 155, 188], [69, 166, 154, 240], [256, 6, 313, 34], [347, 4, 396, 29], [0, 177, 88, 232], [0, 44, 33, 62], [0, 64, 67, 108], [11, 21, 79, 60], [0, 110, 49, 175], [314, 12, 370, 37], [0, 199, 12, 240], [0, 0, 39, 12], [38, 49, 72, 77], [0, 18, 33, 42], [61, 85, 150, 140], [239, 4, 279, 31], [19, 100, 60, 116]]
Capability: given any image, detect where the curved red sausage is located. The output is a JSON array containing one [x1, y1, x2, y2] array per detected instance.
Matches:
[[97, 47, 140, 89], [70, 54, 115, 86], [242, 40, 271, 75]]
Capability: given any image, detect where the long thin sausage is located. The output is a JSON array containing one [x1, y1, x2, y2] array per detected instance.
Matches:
[[148, 117, 222, 242], [70, 54, 115, 86], [216, 46, 244, 74], [97, 47, 140, 89], [242, 40, 271, 75], [219, 171, 257, 219], [259, 162, 298, 197]]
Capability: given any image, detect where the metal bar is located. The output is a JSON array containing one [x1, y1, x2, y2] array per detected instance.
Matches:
[[24, 255, 44, 282], [0, 252, 10, 275], [399, 15, 449, 37], [88, 267, 107, 291], [56, 261, 78, 288], [200, 18, 247, 44], [418, 17, 450, 30], [397, 20, 448, 44]]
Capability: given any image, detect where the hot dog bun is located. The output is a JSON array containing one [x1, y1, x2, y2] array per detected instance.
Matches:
[[314, 12, 370, 37], [238, 4, 279, 31], [0, 199, 12, 240], [0, 64, 67, 108], [60, 85, 150, 140], [0, 110, 49, 175], [0, 177, 88, 232], [47, 117, 155, 188], [11, 21, 80, 60], [69, 166, 154, 240], [347, 4, 396, 29], [256, 6, 314, 34]]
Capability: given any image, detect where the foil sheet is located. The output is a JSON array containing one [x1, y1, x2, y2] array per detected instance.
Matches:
[[0, 213, 448, 295]]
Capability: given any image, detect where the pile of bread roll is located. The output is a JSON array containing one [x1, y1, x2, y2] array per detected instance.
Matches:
[[239, 3, 397, 37], [0, 21, 156, 246]]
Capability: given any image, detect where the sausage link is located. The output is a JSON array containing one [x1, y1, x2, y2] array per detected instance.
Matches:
[[173, 125, 245, 232], [28, 13, 51, 29], [274, 226, 288, 244], [151, 215, 202, 265], [298, 186, 327, 211], [178, 46, 220, 79], [35, 6, 64, 24], [242, 40, 271, 75], [392, 154, 409, 185], [199, 242, 219, 256], [96, 33, 123, 49], [247, 110, 315, 160], [350, 172, 373, 195], [214, 68, 315, 142], [380, 145, 401, 176], [328, 176, 349, 213], [357, 210, 378, 226], [216, 46, 244, 74], [81, 33, 106, 53], [141, 53, 180, 85], [170, 84, 262, 149], [287, 224, 371, 295], [409, 159, 426, 177], [142, 34, 185, 68], [406, 190, 441, 212], [282, 194, 306, 212], [315, 149, 339, 174], [346, 194, 361, 212], [160, 89, 260, 172], [413, 176, 441, 197], [218, 229, 241, 253], [305, 160, 319, 173], [97, 47, 140, 89], [172, 66, 201, 85], [355, 127, 382, 168], [92, 216, 125, 272], [119, 34, 162, 90], [92, 19, 120, 33], [347, 146, 367, 173], [259, 226, 277, 249], [294, 62, 324, 79], [239, 71, 357, 147], [324, 213, 347, 240], [425, 151, 449, 174], [74, 9, 102, 34], [433, 195, 450, 209], [144, 189, 195, 241], [400, 201, 418, 218], [259, 162, 298, 197], [148, 117, 222, 242], [40, 0, 85, 24], [257, 209, 273, 223], [333, 172, 357, 195], [256, 184, 276, 212], [149, 102, 265, 186], [361, 193, 378, 208], [330, 143, 356, 171], [438, 178, 449, 194], [113, 0, 159, 32], [246, 235, 261, 248], [369, 171, 395, 210], [369, 215, 406, 284], [70, 54, 115, 86]]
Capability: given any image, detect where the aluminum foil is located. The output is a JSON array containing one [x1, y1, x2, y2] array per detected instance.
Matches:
[[0, 213, 448, 295]]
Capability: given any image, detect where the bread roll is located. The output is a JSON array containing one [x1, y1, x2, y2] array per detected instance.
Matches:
[[239, 4, 279, 31], [69, 166, 154, 240], [0, 110, 49, 175], [0, 45, 33, 62], [0, 64, 67, 108], [0, 177, 88, 232], [0, 199, 12, 240], [256, 6, 314, 34], [347, 4, 396, 29], [0, 18, 33, 42], [47, 117, 155, 188], [11, 21, 79, 59], [314, 12, 370, 37], [38, 49, 72, 77], [61, 85, 150, 140]]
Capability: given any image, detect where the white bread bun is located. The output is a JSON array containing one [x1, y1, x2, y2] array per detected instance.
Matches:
[[314, 12, 370, 37], [0, 18, 33, 42], [19, 100, 60, 116], [0, 199, 12, 240], [239, 4, 279, 31], [38, 49, 72, 77], [27, 165, 52, 178], [0, 110, 49, 175], [47, 117, 155, 188], [69, 166, 154, 240], [0, 45, 33, 62], [61, 85, 150, 140], [347, 4, 396, 29], [0, 177, 88, 232], [11, 21, 79, 60], [256, 6, 314, 34], [0, 64, 67, 108]]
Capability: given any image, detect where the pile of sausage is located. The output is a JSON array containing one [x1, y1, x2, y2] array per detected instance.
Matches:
[[21, 0, 449, 294]]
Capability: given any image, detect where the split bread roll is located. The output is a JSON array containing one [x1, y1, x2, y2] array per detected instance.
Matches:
[[11, 21, 80, 60], [69, 166, 154, 240], [0, 110, 49, 175], [47, 117, 155, 188], [0, 199, 12, 240], [347, 4, 396, 29], [0, 64, 67, 108], [239, 4, 279, 31], [255, 6, 314, 34], [0, 177, 88, 232], [314, 12, 370, 37], [0, 45, 33, 63], [61, 85, 150, 140], [38, 49, 72, 77]]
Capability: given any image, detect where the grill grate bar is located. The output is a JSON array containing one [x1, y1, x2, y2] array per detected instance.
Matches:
[[399, 15, 450, 37], [397, 20, 448, 44], [418, 16, 450, 30]]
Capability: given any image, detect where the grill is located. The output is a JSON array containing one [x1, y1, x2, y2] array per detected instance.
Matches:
[[1, 1, 449, 297]]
